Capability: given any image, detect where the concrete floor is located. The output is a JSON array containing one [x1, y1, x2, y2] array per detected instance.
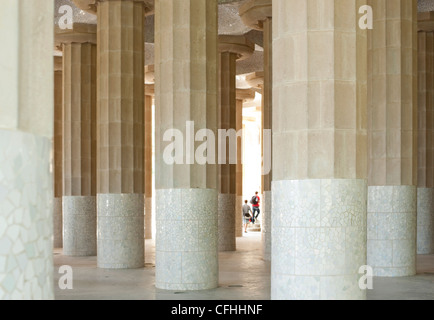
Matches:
[[53, 232, 434, 300]]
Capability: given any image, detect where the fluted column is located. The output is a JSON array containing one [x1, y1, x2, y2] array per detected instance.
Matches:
[[218, 36, 254, 252], [417, 13, 434, 255], [155, 0, 219, 290], [145, 81, 154, 240], [367, 0, 418, 277], [57, 24, 97, 257], [96, 0, 145, 269], [272, 0, 368, 300], [0, 0, 54, 299], [53, 56, 63, 249], [240, 0, 273, 260]]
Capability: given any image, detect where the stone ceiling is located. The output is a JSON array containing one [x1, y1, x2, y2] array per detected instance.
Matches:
[[54, 0, 434, 77]]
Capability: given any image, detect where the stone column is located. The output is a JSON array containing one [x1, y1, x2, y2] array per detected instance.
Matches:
[[57, 24, 97, 256], [235, 89, 256, 237], [0, 0, 54, 299], [240, 2, 273, 255], [155, 0, 219, 290], [417, 13, 434, 255], [367, 0, 418, 277], [145, 80, 154, 240], [218, 36, 254, 251], [53, 56, 63, 249], [272, 0, 368, 300], [96, 0, 145, 269]]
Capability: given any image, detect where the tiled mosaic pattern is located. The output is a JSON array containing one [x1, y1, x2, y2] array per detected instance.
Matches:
[[155, 189, 218, 291], [97, 194, 144, 269], [63, 196, 96, 256], [262, 191, 272, 261], [53, 197, 63, 248], [271, 179, 367, 300], [367, 186, 417, 276], [218, 193, 236, 252], [417, 188, 434, 254], [0, 130, 54, 299], [145, 197, 152, 240]]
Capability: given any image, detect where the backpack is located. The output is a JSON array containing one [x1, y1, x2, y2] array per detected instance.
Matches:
[[250, 196, 258, 205]]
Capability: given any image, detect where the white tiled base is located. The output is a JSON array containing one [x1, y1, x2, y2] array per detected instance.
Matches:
[[417, 188, 434, 254], [271, 179, 367, 300]]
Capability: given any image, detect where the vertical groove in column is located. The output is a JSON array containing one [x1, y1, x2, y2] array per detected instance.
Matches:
[[62, 41, 97, 257], [155, 0, 218, 289], [97, 0, 145, 268]]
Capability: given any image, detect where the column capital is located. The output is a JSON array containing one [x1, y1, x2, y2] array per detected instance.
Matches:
[[55, 23, 96, 48], [54, 56, 63, 72], [245, 71, 264, 89], [236, 88, 255, 102], [145, 84, 154, 96], [418, 11, 434, 32], [239, 0, 272, 31], [145, 65, 155, 84], [218, 35, 255, 61], [73, 0, 155, 16]]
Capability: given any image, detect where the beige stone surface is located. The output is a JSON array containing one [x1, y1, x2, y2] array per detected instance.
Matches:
[[155, 0, 218, 190], [273, 0, 367, 181], [63, 42, 97, 197], [368, 0, 418, 187], [97, 0, 145, 194]]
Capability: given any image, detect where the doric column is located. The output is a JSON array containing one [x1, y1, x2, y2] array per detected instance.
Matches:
[[56, 24, 97, 257], [53, 56, 63, 249], [96, 0, 145, 269], [235, 89, 256, 237], [0, 0, 54, 299], [155, 0, 219, 290], [144, 76, 155, 240], [218, 36, 254, 252], [367, 0, 418, 277], [272, 0, 368, 300], [417, 12, 434, 255], [240, 0, 272, 260]]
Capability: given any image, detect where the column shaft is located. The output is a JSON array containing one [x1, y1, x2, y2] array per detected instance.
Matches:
[[272, 0, 368, 300], [97, 0, 145, 269], [262, 18, 272, 261], [145, 94, 153, 240], [155, 0, 219, 290], [367, 0, 418, 277], [417, 30, 434, 254], [53, 67, 63, 249], [62, 42, 97, 256], [218, 51, 237, 252], [236, 98, 243, 237], [0, 0, 54, 299]]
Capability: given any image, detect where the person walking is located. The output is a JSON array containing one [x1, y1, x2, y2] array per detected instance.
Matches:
[[242, 200, 252, 233], [250, 191, 260, 224]]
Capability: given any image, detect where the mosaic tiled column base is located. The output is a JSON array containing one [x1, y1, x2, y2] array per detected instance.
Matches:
[[417, 188, 434, 254], [236, 195, 243, 237], [218, 193, 236, 251], [53, 197, 63, 248], [145, 197, 152, 240], [0, 129, 54, 299], [62, 196, 96, 256], [367, 186, 417, 277], [262, 191, 272, 261], [97, 194, 144, 269], [155, 189, 218, 291], [271, 179, 367, 300]]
